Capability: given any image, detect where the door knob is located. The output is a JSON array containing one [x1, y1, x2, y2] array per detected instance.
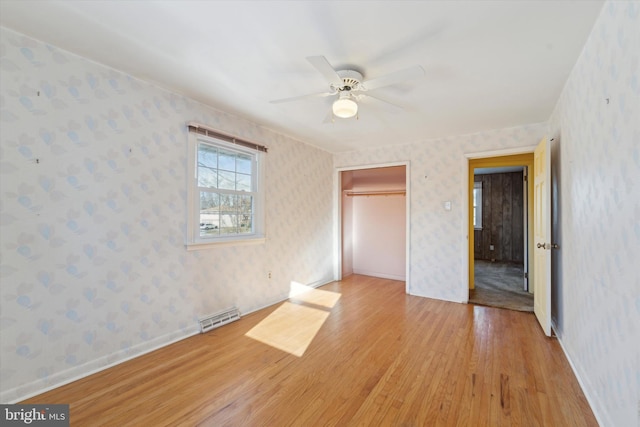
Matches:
[[537, 242, 560, 250]]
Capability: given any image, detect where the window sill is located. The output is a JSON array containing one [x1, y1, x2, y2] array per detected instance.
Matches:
[[474, 227, 483, 231], [185, 236, 266, 251]]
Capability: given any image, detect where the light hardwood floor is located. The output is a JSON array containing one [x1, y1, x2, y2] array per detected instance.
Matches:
[[23, 275, 597, 426]]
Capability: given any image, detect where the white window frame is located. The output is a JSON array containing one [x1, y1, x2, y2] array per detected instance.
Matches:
[[186, 132, 265, 250], [473, 181, 483, 230]]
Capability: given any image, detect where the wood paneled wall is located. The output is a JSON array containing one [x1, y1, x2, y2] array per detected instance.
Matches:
[[474, 171, 524, 263]]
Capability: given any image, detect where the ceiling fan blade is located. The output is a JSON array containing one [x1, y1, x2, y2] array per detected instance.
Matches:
[[306, 56, 344, 87], [361, 65, 425, 91], [357, 94, 404, 113], [270, 91, 335, 104]]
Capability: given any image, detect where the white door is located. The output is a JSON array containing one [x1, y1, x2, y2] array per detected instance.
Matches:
[[533, 137, 552, 336]]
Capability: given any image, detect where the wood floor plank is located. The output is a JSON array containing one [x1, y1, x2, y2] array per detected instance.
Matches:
[[21, 275, 597, 426]]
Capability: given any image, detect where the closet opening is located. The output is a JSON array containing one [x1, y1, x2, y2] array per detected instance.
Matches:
[[338, 164, 409, 289]]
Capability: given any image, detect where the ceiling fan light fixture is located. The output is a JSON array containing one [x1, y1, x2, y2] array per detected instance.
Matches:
[[332, 93, 358, 118]]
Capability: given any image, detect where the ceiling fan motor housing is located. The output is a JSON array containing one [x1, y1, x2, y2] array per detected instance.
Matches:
[[335, 70, 363, 91]]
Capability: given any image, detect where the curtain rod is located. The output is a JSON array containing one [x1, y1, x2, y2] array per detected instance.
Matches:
[[187, 122, 268, 153]]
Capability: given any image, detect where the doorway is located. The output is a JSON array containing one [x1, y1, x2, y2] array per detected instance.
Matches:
[[471, 166, 531, 311], [468, 154, 534, 311], [337, 163, 410, 288]]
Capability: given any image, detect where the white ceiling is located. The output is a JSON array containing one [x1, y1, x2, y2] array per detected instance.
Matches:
[[0, 1, 604, 153]]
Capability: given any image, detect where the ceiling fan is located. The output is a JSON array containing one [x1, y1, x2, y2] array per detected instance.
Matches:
[[270, 56, 425, 120]]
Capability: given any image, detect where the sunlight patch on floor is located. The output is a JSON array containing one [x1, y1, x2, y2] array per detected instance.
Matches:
[[245, 302, 331, 357], [288, 281, 341, 308]]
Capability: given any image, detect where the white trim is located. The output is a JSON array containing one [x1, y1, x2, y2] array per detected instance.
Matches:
[[240, 278, 335, 318], [335, 161, 411, 293], [185, 236, 266, 250], [334, 169, 342, 281], [405, 162, 411, 294], [352, 270, 405, 281], [186, 132, 265, 248], [465, 145, 537, 160], [461, 155, 470, 303], [336, 161, 409, 172], [2, 327, 200, 404], [408, 287, 466, 304], [554, 328, 608, 427], [2, 274, 334, 404]]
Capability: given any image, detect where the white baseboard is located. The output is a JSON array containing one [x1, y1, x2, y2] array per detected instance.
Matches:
[[407, 287, 465, 304], [240, 277, 335, 317], [2, 276, 334, 404], [3, 326, 200, 404], [553, 324, 608, 427], [352, 269, 405, 281]]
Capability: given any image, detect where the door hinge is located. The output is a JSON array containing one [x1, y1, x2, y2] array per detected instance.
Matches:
[[524, 272, 528, 279], [523, 175, 528, 182]]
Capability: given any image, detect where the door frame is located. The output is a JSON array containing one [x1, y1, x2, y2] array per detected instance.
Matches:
[[334, 161, 411, 293], [463, 147, 535, 298]]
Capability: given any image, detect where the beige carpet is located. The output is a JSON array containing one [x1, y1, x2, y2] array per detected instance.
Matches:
[[469, 260, 533, 312]]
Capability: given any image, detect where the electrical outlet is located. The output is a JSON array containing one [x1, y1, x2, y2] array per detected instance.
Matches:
[[489, 245, 495, 251], [268, 271, 272, 279]]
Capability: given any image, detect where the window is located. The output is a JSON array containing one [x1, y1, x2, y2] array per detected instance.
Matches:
[[187, 130, 265, 248], [473, 181, 483, 229]]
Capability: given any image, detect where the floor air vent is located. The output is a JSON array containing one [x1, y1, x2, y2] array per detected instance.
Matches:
[[199, 307, 241, 333]]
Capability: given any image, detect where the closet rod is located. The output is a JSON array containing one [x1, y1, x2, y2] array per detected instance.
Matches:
[[344, 190, 406, 197]]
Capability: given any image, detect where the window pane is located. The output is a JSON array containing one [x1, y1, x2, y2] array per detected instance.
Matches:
[[190, 136, 261, 244], [198, 166, 218, 188], [198, 144, 217, 165], [238, 195, 252, 214], [236, 173, 252, 191], [236, 154, 252, 174], [237, 215, 252, 234], [218, 170, 235, 190], [473, 183, 482, 229], [238, 194, 252, 208], [218, 150, 236, 172], [219, 193, 235, 209], [198, 144, 218, 188], [219, 194, 236, 234], [197, 142, 255, 192], [238, 194, 253, 234], [200, 192, 220, 237]]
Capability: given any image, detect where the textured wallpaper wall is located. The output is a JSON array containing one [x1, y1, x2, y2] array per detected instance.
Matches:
[[334, 124, 548, 302], [547, 2, 639, 426], [0, 27, 334, 402], [2, 2, 637, 423]]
